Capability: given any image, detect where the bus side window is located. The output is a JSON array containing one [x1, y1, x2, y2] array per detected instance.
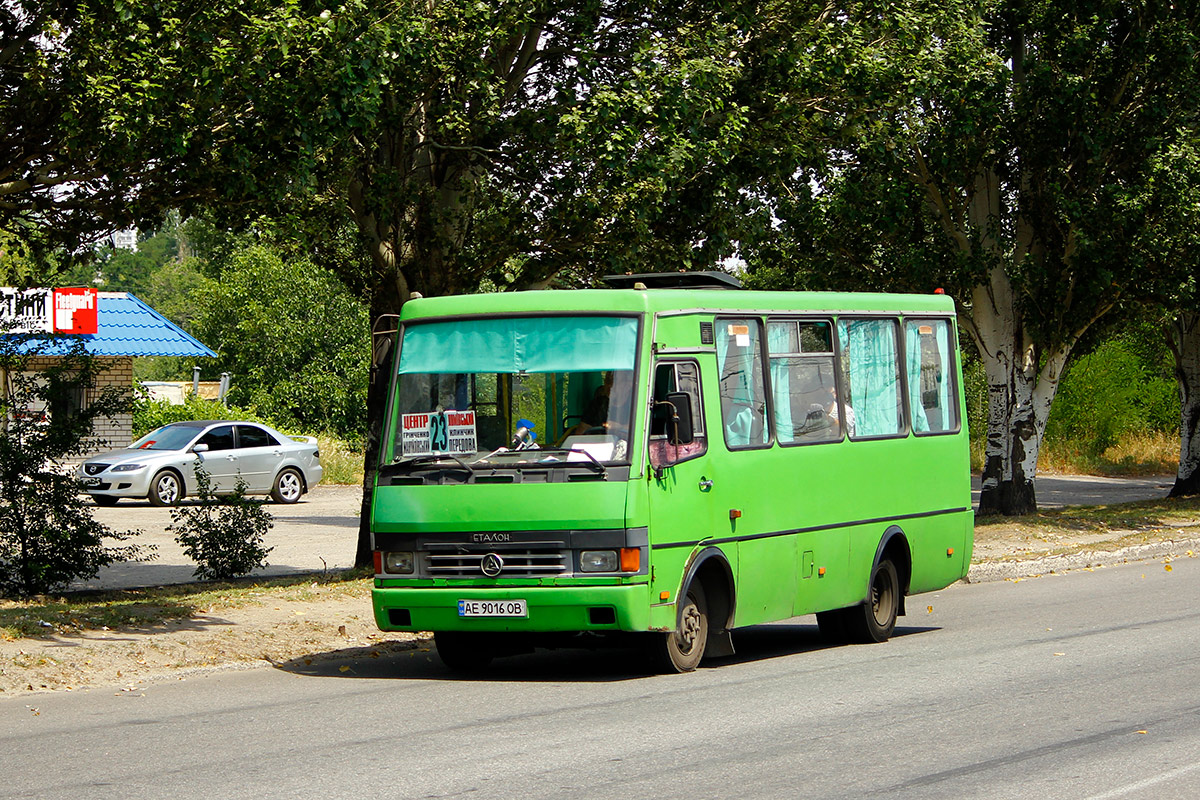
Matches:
[[717, 319, 768, 448], [905, 319, 959, 434], [768, 319, 840, 444], [837, 318, 904, 438], [650, 362, 706, 468]]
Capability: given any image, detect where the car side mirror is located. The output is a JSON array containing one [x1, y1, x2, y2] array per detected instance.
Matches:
[[192, 443, 209, 453], [664, 392, 695, 445]]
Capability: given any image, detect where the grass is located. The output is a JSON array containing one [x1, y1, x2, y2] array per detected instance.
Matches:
[[1038, 430, 1178, 477], [0, 568, 372, 641], [971, 429, 1178, 477], [316, 435, 365, 485]]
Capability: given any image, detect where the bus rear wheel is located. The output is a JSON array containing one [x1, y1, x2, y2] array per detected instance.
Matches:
[[845, 558, 899, 643], [434, 632, 494, 672], [648, 582, 708, 673]]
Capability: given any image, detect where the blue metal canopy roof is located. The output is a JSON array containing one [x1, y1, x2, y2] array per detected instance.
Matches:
[[13, 292, 216, 358]]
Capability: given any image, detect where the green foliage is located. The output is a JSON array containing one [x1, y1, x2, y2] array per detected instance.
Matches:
[[190, 245, 368, 441], [1045, 339, 1179, 458], [169, 468, 273, 581], [0, 336, 150, 597], [960, 346, 988, 466], [132, 394, 271, 440], [1, 0, 335, 250], [140, 257, 210, 332]]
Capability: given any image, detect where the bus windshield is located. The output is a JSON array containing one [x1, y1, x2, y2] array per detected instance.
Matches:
[[390, 315, 639, 466]]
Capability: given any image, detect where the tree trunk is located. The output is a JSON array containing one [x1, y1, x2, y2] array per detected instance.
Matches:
[[353, 284, 405, 568], [344, 23, 540, 566], [349, 170, 410, 569], [1168, 312, 1200, 497], [966, 268, 1067, 516]]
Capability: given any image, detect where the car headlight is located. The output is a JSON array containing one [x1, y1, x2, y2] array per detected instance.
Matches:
[[383, 552, 414, 574], [111, 464, 147, 472], [580, 550, 620, 572]]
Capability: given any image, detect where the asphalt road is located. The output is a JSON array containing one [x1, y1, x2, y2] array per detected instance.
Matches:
[[79, 484, 363, 590], [971, 473, 1175, 508], [6, 558, 1199, 799]]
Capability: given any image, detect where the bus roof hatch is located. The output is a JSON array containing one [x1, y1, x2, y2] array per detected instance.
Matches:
[[601, 271, 743, 290]]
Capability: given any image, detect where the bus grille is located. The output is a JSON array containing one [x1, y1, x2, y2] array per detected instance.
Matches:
[[423, 542, 569, 578]]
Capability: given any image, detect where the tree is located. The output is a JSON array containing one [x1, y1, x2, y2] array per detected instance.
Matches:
[[7, 0, 759, 562], [128, 0, 751, 563], [0, 334, 149, 596], [1, 0, 341, 255], [190, 244, 369, 440], [740, 0, 1200, 514]]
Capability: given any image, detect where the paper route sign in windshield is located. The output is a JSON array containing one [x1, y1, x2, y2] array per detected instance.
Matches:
[[401, 410, 478, 457]]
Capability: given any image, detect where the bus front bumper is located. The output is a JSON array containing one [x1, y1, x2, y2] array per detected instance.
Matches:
[[373, 583, 658, 633]]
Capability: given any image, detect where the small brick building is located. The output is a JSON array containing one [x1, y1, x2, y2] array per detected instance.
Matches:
[[2, 289, 216, 456]]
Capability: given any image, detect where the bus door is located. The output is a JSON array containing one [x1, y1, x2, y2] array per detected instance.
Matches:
[[647, 359, 718, 601]]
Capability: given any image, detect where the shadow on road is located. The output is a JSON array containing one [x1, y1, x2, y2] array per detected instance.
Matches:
[[272, 621, 942, 682]]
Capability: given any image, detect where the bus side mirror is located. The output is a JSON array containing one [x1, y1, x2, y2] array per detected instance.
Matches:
[[371, 315, 400, 385], [664, 392, 694, 445]]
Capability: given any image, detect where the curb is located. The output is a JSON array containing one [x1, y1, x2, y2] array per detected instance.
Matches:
[[966, 536, 1200, 583]]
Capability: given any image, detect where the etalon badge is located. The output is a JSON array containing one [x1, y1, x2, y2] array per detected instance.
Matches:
[[480, 553, 504, 577]]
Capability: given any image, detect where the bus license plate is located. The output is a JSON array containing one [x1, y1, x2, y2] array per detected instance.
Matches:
[[458, 599, 527, 618]]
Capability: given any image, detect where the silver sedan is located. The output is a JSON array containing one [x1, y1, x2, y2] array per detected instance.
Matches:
[[78, 420, 324, 506]]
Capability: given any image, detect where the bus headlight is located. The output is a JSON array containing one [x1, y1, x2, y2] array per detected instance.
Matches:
[[580, 550, 619, 572], [383, 551, 414, 574]]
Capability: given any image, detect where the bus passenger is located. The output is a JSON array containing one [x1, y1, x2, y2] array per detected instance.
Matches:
[[827, 385, 856, 437]]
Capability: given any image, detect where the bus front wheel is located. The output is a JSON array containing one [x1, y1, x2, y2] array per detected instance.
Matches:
[[434, 632, 495, 672], [649, 583, 708, 673], [846, 558, 900, 643]]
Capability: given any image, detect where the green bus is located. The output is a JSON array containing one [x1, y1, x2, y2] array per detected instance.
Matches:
[[370, 273, 973, 672]]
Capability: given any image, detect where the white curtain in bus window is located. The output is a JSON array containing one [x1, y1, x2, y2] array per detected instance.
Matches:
[[905, 319, 955, 433], [767, 320, 839, 444], [837, 318, 903, 437], [717, 319, 767, 447]]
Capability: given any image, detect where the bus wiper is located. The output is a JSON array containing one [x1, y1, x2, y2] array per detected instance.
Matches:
[[538, 447, 608, 475], [381, 454, 473, 475]]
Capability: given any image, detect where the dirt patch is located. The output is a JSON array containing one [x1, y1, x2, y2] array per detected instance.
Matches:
[[973, 516, 1200, 564], [0, 580, 429, 698]]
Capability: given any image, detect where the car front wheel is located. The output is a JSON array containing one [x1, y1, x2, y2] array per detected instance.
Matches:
[[148, 470, 183, 507], [271, 468, 304, 504]]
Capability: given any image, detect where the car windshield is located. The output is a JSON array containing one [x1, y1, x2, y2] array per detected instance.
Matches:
[[130, 425, 202, 451], [390, 316, 639, 466]]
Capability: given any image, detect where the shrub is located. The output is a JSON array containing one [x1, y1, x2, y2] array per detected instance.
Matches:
[[132, 394, 269, 440], [169, 468, 274, 581], [1045, 339, 1179, 458], [0, 337, 151, 597]]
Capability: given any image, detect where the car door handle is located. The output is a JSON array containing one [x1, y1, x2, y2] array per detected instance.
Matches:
[[698, 479, 713, 491]]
